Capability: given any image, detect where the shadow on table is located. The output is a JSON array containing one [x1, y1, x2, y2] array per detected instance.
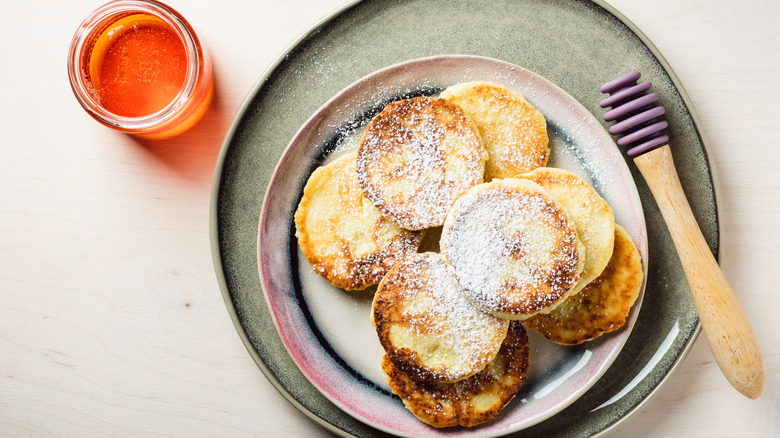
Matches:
[[128, 66, 231, 186]]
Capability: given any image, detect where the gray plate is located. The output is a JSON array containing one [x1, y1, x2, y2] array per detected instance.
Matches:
[[210, 0, 717, 436]]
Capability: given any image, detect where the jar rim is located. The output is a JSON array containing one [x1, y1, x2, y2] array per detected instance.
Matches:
[[67, 0, 203, 131]]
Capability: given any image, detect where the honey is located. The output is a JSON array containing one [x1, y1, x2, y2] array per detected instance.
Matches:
[[68, 0, 212, 139], [88, 14, 187, 117]]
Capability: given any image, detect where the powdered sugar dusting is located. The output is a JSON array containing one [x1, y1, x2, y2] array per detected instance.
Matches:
[[356, 96, 487, 230], [441, 81, 549, 180], [374, 253, 508, 381], [441, 180, 582, 317], [295, 153, 424, 290]]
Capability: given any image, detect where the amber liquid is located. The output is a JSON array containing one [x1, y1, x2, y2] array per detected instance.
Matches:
[[87, 14, 187, 117]]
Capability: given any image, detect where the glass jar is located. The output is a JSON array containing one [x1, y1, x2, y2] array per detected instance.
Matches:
[[67, 0, 213, 139]]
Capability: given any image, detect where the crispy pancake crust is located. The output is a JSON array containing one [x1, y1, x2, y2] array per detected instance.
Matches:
[[524, 225, 643, 344], [440, 178, 584, 320], [372, 252, 508, 382], [441, 81, 549, 181], [518, 167, 615, 292], [382, 321, 529, 428], [294, 152, 423, 290], [356, 96, 487, 230]]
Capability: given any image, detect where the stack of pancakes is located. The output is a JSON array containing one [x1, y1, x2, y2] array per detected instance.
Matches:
[[294, 81, 643, 428]]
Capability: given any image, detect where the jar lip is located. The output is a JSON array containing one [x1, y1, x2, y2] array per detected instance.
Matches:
[[67, 0, 202, 131]]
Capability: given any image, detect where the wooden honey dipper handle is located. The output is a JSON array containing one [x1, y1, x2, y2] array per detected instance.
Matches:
[[634, 145, 765, 399]]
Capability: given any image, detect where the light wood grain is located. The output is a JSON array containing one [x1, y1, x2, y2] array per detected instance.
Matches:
[[0, 0, 777, 436], [635, 145, 764, 399]]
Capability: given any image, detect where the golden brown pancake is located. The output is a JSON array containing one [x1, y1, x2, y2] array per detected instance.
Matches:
[[524, 225, 643, 344], [294, 152, 424, 290], [517, 167, 615, 292], [356, 96, 487, 231], [440, 81, 549, 180], [440, 178, 584, 320], [382, 321, 529, 428], [372, 252, 508, 382]]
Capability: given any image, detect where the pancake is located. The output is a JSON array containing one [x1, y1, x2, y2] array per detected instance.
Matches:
[[356, 96, 488, 231], [517, 167, 615, 292], [294, 152, 424, 290], [524, 225, 643, 344], [440, 178, 584, 320], [440, 81, 549, 181], [372, 252, 509, 382], [382, 321, 529, 428]]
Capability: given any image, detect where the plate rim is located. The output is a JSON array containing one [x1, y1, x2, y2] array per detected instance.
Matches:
[[209, 0, 718, 436]]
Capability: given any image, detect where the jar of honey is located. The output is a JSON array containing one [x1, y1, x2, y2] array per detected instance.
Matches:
[[68, 0, 213, 139]]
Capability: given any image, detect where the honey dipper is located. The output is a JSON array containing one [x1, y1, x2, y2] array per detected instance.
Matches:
[[599, 72, 764, 399]]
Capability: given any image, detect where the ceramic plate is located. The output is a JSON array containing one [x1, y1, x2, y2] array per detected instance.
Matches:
[[211, 1, 718, 436], [257, 55, 647, 437]]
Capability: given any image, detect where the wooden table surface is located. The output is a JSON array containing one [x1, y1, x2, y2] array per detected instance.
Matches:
[[1, 0, 777, 436]]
